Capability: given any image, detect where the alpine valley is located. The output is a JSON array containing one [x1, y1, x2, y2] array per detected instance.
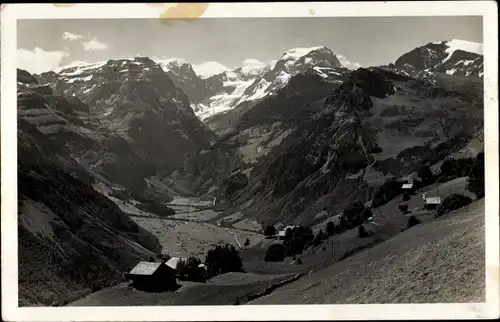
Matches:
[[16, 39, 485, 306]]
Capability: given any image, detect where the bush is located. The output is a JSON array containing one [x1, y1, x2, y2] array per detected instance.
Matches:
[[358, 225, 367, 238], [205, 244, 244, 277], [436, 194, 473, 217], [176, 256, 207, 282], [326, 221, 335, 236], [398, 203, 409, 214], [264, 244, 285, 262], [244, 238, 250, 247], [407, 216, 421, 228], [467, 152, 484, 199], [263, 225, 277, 236]]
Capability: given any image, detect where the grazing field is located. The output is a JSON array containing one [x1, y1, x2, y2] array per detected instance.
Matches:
[[131, 216, 265, 258], [68, 273, 296, 306], [248, 199, 485, 304]]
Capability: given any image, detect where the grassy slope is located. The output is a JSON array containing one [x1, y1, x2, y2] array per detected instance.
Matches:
[[248, 199, 485, 304], [67, 273, 295, 306]]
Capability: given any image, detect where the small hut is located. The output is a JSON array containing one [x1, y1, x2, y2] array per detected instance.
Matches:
[[125, 261, 177, 292], [424, 197, 441, 210]]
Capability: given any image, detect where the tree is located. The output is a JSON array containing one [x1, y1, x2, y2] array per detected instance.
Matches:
[[284, 237, 305, 256], [326, 221, 335, 236], [398, 203, 409, 214], [436, 194, 473, 217], [313, 230, 325, 246], [467, 152, 484, 199], [343, 201, 366, 228], [176, 256, 206, 282], [205, 244, 244, 277], [418, 165, 434, 185], [244, 238, 250, 247], [264, 244, 285, 262], [263, 225, 277, 236]]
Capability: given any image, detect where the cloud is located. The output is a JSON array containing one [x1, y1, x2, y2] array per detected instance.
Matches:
[[83, 38, 108, 51], [62, 31, 82, 41], [17, 47, 69, 74]]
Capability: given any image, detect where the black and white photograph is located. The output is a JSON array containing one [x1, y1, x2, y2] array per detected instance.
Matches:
[[1, 2, 499, 321]]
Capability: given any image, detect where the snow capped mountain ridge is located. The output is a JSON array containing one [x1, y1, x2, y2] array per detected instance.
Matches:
[[395, 39, 484, 78]]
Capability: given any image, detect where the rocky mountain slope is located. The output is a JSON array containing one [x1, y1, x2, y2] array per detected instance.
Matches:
[[207, 63, 483, 226], [34, 57, 217, 192], [394, 39, 483, 77], [17, 89, 163, 306]]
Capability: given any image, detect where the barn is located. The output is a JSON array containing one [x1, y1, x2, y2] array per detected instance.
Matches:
[[125, 261, 178, 292]]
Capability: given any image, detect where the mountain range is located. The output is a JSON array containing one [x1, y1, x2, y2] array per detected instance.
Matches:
[[16, 38, 484, 305]]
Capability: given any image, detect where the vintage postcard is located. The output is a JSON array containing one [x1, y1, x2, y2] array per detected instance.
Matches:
[[1, 1, 499, 321]]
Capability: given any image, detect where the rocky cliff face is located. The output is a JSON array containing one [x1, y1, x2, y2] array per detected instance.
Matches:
[[394, 39, 483, 77]]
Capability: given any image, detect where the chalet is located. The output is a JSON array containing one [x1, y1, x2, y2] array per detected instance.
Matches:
[[277, 230, 287, 240], [401, 183, 414, 190], [125, 261, 177, 292], [424, 197, 441, 210], [165, 257, 185, 270]]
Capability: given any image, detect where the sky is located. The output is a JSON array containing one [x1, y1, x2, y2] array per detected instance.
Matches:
[[17, 16, 483, 75]]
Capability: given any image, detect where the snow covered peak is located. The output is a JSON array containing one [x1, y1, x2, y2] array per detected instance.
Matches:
[[441, 39, 483, 62], [156, 58, 191, 70], [192, 61, 231, 79], [280, 46, 330, 61], [337, 54, 363, 70]]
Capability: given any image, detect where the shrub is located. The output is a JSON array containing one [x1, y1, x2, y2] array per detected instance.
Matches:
[[467, 152, 484, 199], [264, 244, 285, 262], [205, 244, 244, 277], [407, 216, 421, 228], [398, 203, 409, 214], [436, 194, 473, 217], [358, 225, 367, 238], [263, 225, 277, 236], [244, 238, 250, 247], [176, 256, 207, 282], [326, 221, 335, 236]]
